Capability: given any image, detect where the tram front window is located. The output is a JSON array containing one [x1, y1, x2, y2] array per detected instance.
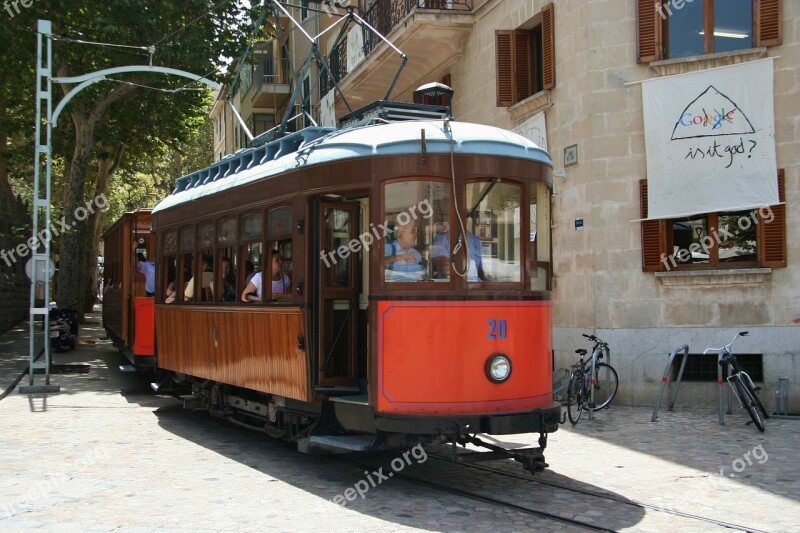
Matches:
[[465, 181, 521, 283], [383, 181, 449, 283]]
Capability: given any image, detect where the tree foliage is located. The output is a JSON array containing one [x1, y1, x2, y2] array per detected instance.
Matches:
[[0, 0, 269, 314]]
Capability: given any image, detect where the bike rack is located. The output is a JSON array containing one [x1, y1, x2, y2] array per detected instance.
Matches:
[[772, 376, 800, 420], [651, 344, 725, 425], [651, 345, 689, 422]]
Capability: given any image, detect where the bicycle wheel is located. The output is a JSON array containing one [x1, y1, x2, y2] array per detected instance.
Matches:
[[735, 378, 765, 432], [741, 375, 770, 420], [586, 363, 618, 410], [567, 372, 584, 425]]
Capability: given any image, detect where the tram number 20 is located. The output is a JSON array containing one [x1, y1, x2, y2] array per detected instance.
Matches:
[[487, 319, 508, 340]]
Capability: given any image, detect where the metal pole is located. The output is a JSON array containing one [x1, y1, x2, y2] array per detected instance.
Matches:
[[651, 344, 689, 422], [22, 20, 59, 394]]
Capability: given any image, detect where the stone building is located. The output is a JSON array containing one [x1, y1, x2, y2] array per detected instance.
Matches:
[[212, 0, 799, 411]]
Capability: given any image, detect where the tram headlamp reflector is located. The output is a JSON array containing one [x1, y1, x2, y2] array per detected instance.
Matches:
[[486, 353, 512, 383]]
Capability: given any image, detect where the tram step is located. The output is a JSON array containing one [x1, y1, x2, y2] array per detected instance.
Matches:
[[307, 434, 374, 452], [118, 365, 136, 373]]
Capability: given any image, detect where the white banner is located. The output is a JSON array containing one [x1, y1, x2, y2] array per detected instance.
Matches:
[[347, 26, 365, 72], [642, 59, 778, 219], [320, 88, 336, 128], [513, 111, 547, 152]]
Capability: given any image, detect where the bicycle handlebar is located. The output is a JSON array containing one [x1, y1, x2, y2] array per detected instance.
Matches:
[[702, 331, 749, 355]]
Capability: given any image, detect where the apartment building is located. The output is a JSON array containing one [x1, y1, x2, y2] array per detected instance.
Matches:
[[212, 0, 799, 411]]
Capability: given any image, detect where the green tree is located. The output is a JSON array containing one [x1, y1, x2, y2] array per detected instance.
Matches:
[[1, 0, 268, 314]]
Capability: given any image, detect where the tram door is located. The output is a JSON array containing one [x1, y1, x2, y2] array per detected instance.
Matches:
[[315, 201, 360, 388]]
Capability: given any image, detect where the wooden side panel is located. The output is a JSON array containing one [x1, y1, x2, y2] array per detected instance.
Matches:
[[640, 179, 667, 272], [156, 305, 310, 402], [541, 3, 555, 90], [496, 30, 513, 106], [755, 0, 781, 47], [759, 169, 786, 267], [637, 0, 663, 63]]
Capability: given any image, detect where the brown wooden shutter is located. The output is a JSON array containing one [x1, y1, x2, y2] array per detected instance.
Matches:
[[640, 179, 667, 272], [755, 0, 782, 47], [759, 169, 786, 267], [637, 0, 663, 63], [496, 30, 513, 106], [541, 3, 555, 90], [513, 31, 532, 103]]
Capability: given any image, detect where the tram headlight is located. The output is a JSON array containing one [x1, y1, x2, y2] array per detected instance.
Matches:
[[485, 353, 512, 383]]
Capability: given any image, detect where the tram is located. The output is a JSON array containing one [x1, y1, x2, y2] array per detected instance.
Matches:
[[102, 209, 156, 370], [110, 99, 559, 473]]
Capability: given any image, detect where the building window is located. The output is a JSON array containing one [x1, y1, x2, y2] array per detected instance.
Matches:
[[301, 0, 309, 20], [496, 3, 554, 107], [639, 171, 786, 272], [637, 0, 782, 62], [672, 353, 763, 382]]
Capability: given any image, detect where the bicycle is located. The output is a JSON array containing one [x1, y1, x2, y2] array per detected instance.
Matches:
[[703, 331, 769, 432], [566, 334, 619, 425]]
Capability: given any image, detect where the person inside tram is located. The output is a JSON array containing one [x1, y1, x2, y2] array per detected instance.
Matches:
[[384, 220, 424, 282], [210, 257, 237, 302], [164, 261, 177, 303], [184, 254, 214, 301], [241, 252, 291, 302], [432, 222, 485, 282], [136, 252, 156, 297]]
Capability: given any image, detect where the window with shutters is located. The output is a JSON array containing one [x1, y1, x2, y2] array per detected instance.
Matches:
[[496, 3, 555, 107], [637, 0, 781, 63], [640, 171, 786, 272]]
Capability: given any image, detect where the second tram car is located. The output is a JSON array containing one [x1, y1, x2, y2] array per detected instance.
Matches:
[[117, 101, 558, 473]]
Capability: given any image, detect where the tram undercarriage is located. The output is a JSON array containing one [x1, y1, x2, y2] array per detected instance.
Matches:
[[156, 373, 559, 475]]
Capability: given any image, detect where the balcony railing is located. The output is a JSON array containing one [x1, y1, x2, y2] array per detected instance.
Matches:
[[324, 0, 472, 92]]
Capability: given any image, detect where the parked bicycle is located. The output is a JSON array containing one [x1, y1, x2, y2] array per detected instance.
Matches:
[[566, 334, 619, 425], [703, 331, 769, 432]]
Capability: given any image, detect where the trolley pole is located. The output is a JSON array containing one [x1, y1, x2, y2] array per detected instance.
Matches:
[[21, 19, 60, 394]]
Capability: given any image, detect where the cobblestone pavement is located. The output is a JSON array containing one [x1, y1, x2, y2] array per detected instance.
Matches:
[[0, 312, 798, 532]]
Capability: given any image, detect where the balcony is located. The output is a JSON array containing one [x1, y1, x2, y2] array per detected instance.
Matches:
[[326, 0, 474, 116], [247, 57, 293, 110]]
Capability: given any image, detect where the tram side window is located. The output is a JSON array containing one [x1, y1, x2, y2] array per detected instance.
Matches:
[[162, 230, 178, 303], [194, 221, 215, 302], [383, 180, 450, 283], [528, 182, 551, 291], [267, 206, 292, 302], [465, 181, 522, 283], [178, 226, 195, 303], [239, 210, 264, 303], [216, 217, 237, 303]]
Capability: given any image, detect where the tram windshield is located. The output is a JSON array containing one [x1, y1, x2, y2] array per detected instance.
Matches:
[[382, 178, 551, 290], [383, 181, 449, 283]]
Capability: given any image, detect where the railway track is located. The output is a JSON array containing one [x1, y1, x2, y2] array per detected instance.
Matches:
[[335, 448, 772, 533]]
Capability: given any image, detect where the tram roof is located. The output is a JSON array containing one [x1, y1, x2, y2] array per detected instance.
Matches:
[[152, 120, 552, 214]]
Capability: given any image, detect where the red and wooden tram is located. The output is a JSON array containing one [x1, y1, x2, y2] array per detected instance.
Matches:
[[111, 101, 559, 473], [102, 209, 156, 370]]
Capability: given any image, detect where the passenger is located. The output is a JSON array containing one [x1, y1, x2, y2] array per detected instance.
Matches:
[[164, 262, 177, 303], [184, 254, 214, 301], [241, 252, 291, 302], [432, 227, 484, 282], [244, 259, 256, 286], [384, 221, 424, 282], [136, 253, 156, 297], [215, 257, 236, 302]]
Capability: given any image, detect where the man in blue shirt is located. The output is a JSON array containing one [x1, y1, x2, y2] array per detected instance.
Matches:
[[431, 229, 484, 282], [384, 221, 424, 282], [136, 253, 156, 297]]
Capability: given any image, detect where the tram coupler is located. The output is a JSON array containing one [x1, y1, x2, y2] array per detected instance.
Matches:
[[447, 434, 548, 474]]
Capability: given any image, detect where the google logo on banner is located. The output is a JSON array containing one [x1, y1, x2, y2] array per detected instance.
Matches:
[[678, 109, 736, 130]]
